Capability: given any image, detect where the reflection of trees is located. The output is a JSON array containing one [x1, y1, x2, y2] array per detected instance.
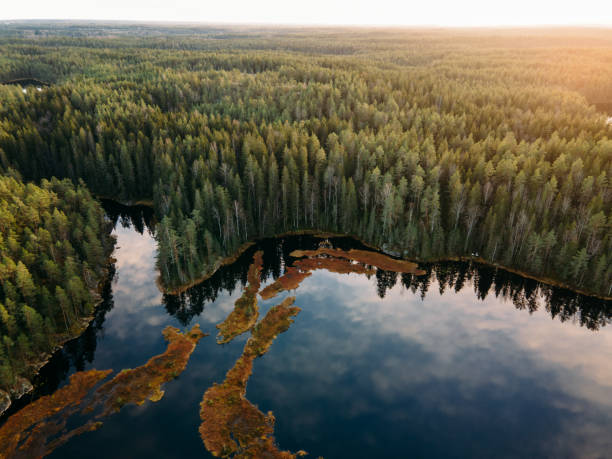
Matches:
[[375, 270, 398, 299], [392, 261, 611, 331], [164, 236, 611, 331], [163, 259, 250, 326], [101, 199, 155, 235], [163, 235, 341, 325]]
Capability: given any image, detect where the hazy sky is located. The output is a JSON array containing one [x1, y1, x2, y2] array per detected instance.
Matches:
[[2, 0, 612, 26]]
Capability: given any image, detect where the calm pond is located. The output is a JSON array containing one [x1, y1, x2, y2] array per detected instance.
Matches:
[[1, 202, 611, 458]]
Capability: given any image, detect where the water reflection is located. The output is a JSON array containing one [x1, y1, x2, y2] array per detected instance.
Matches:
[[27, 201, 156, 398], [1, 203, 610, 459], [167, 236, 611, 331], [251, 269, 612, 458], [0, 326, 205, 458], [0, 200, 156, 419], [101, 199, 155, 235]]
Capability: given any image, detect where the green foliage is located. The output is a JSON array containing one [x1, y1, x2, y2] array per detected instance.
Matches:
[[0, 24, 610, 300], [0, 175, 114, 391]]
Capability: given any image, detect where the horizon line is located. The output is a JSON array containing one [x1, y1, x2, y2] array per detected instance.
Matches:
[[2, 18, 612, 29]]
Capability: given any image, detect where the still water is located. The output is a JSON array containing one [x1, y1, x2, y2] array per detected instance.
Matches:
[[2, 202, 611, 458]]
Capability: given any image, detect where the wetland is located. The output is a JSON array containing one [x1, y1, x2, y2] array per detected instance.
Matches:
[[1, 202, 611, 459]]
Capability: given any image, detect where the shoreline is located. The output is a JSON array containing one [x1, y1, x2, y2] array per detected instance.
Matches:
[[0, 258, 116, 419], [158, 227, 612, 301], [3, 216, 609, 419], [96, 197, 611, 300], [413, 254, 612, 302], [159, 228, 382, 295], [157, 241, 256, 296], [97, 196, 154, 207]]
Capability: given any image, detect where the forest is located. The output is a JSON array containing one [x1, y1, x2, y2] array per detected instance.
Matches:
[[0, 174, 114, 400], [0, 24, 611, 405]]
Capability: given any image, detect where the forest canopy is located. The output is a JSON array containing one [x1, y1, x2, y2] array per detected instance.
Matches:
[[0, 174, 114, 396], [0, 25, 611, 400]]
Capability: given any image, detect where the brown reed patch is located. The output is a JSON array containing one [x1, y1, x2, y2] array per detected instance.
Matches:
[[199, 297, 305, 458], [216, 251, 264, 344], [259, 267, 312, 300], [290, 247, 425, 274], [0, 325, 206, 458]]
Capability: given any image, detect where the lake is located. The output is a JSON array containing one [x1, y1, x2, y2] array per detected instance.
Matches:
[[1, 201, 611, 459]]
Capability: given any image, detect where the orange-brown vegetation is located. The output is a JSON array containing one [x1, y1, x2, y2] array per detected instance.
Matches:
[[294, 257, 375, 276], [312, 232, 343, 239], [0, 325, 205, 459], [260, 251, 381, 301], [259, 267, 312, 300], [216, 251, 264, 344], [90, 324, 206, 416], [290, 248, 425, 275], [0, 370, 111, 459], [199, 297, 305, 458]]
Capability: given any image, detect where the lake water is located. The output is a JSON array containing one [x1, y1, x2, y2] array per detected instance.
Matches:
[[1, 202, 611, 459]]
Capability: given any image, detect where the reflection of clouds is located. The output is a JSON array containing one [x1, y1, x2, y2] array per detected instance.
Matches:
[[145, 315, 167, 327], [82, 223, 612, 458], [314, 271, 612, 408], [113, 225, 161, 306], [200, 292, 244, 325], [248, 270, 612, 457], [103, 225, 166, 341], [113, 225, 157, 272]]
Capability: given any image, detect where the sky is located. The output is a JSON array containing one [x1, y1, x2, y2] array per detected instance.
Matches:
[[2, 0, 612, 27]]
